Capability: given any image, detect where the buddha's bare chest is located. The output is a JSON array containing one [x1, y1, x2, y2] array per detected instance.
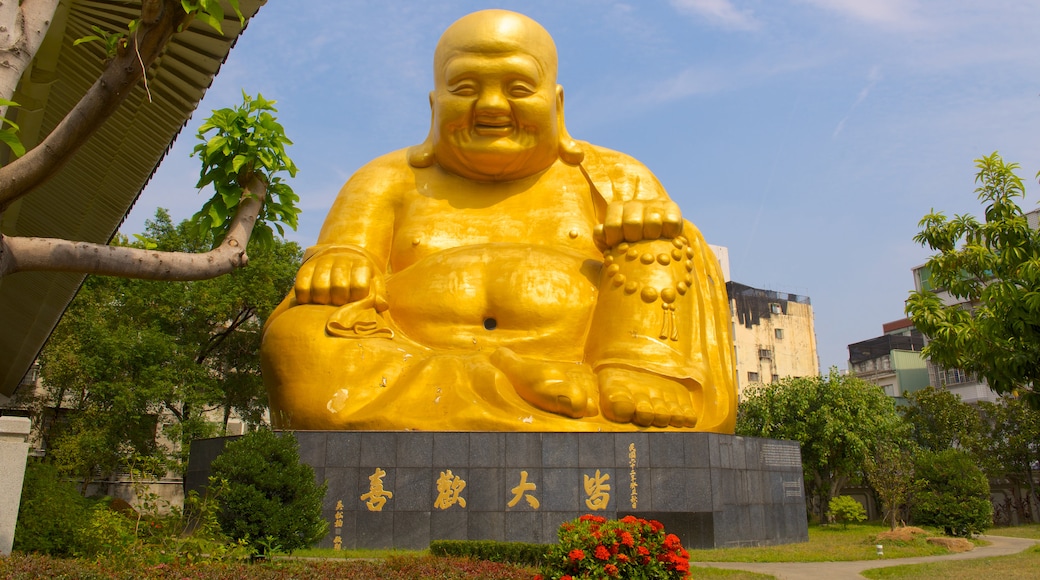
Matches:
[[389, 177, 601, 272]]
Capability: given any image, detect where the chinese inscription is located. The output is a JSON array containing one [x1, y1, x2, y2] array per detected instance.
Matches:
[[435, 469, 467, 509], [584, 469, 611, 511], [360, 467, 393, 511], [508, 470, 540, 509]]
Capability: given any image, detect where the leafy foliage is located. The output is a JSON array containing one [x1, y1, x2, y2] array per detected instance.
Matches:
[[865, 437, 917, 531], [977, 396, 1040, 522], [827, 496, 867, 529], [911, 449, 992, 537], [737, 369, 905, 522], [209, 430, 328, 555], [901, 386, 985, 454], [0, 554, 535, 579], [13, 460, 92, 556], [539, 514, 690, 580], [429, 540, 547, 566], [181, 0, 244, 35], [192, 92, 300, 248], [0, 98, 25, 156], [34, 209, 301, 478], [906, 153, 1040, 407]]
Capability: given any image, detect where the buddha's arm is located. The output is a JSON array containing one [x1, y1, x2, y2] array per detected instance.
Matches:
[[294, 152, 405, 307]]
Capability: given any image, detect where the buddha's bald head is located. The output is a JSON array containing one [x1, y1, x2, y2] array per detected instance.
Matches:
[[434, 10, 558, 85], [409, 10, 582, 180]]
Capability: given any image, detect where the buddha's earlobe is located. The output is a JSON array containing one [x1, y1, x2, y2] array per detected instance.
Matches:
[[556, 85, 584, 165], [408, 92, 437, 168]]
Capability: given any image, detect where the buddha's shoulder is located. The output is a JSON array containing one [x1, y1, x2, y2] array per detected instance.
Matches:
[[349, 148, 413, 181], [579, 142, 657, 174]]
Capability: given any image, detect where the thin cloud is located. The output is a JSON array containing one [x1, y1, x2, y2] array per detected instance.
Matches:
[[833, 65, 882, 138], [669, 0, 761, 31], [796, 0, 921, 30]]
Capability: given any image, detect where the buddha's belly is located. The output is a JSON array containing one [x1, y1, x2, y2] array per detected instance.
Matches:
[[385, 244, 601, 359]]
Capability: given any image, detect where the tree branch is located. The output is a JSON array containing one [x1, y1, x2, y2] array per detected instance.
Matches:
[[0, 175, 266, 279], [0, 0, 188, 209]]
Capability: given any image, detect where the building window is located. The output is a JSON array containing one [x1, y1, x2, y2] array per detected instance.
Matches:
[[759, 348, 772, 359], [748, 372, 760, 382], [770, 303, 781, 314], [771, 374, 779, 383], [775, 328, 784, 339]]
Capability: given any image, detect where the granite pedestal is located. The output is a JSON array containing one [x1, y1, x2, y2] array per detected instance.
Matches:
[[186, 432, 808, 550]]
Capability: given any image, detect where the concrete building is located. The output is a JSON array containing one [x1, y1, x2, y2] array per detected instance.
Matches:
[[910, 265, 1001, 404], [727, 282, 820, 395], [847, 318, 929, 402]]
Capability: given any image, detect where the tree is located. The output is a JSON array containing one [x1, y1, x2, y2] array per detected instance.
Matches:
[[0, 1, 299, 283], [34, 210, 301, 479], [906, 153, 1040, 408], [736, 369, 905, 522], [911, 448, 992, 537], [209, 429, 328, 556], [900, 386, 985, 454], [977, 396, 1040, 523], [864, 432, 918, 531]]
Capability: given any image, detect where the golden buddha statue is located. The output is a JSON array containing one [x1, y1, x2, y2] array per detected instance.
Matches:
[[260, 9, 736, 433]]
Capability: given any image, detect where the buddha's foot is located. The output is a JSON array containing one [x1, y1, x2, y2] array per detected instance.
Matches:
[[598, 367, 698, 428], [490, 347, 598, 419]]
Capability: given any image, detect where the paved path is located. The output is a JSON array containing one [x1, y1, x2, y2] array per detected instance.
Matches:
[[692, 534, 1038, 580]]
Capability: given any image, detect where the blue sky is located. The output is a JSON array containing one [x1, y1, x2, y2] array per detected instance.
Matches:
[[124, 0, 1040, 372]]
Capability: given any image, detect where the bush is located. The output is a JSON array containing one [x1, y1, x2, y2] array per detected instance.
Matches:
[[429, 540, 547, 566], [911, 448, 992, 537], [827, 495, 867, 529], [13, 459, 91, 556], [539, 514, 690, 580], [73, 503, 137, 558], [209, 429, 328, 555]]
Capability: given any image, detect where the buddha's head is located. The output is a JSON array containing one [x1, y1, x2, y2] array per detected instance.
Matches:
[[408, 10, 583, 181]]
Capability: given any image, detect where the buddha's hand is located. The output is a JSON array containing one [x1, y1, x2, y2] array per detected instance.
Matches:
[[293, 250, 388, 311], [593, 199, 683, 249]]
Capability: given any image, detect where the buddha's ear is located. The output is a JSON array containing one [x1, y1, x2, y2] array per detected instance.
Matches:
[[556, 85, 584, 166], [407, 91, 436, 168]]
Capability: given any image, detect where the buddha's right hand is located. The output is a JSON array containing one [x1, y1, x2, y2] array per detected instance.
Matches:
[[294, 250, 388, 311]]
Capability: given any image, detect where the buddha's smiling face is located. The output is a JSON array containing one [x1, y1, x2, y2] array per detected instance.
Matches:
[[430, 54, 561, 183], [431, 52, 560, 182], [427, 10, 564, 182]]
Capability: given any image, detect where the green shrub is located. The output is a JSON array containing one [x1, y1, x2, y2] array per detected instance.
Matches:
[[827, 495, 867, 529], [911, 448, 992, 537], [209, 429, 328, 555], [429, 540, 547, 566], [73, 503, 137, 558], [13, 459, 92, 556]]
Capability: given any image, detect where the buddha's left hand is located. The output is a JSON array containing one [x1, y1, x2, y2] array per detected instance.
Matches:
[[594, 199, 683, 248]]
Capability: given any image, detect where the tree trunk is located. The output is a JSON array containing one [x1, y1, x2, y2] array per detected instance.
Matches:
[[0, 0, 61, 107], [0, 176, 266, 279], [0, 0, 190, 210]]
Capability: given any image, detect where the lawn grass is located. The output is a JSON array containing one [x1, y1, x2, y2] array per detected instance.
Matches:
[[861, 544, 1040, 579], [688, 524, 955, 563], [986, 523, 1040, 539]]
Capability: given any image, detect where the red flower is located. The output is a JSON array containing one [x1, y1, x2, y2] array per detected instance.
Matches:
[[604, 563, 619, 576], [664, 533, 682, 550], [534, 576, 543, 580], [580, 514, 607, 524], [568, 548, 585, 561], [620, 531, 635, 547], [637, 546, 650, 556], [610, 542, 619, 555], [617, 553, 630, 563], [592, 530, 602, 541], [560, 576, 573, 580], [594, 545, 611, 560], [649, 519, 664, 532], [620, 515, 638, 524]]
